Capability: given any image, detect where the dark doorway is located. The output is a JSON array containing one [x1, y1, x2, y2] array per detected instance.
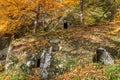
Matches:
[[64, 21, 68, 29], [37, 59, 40, 67]]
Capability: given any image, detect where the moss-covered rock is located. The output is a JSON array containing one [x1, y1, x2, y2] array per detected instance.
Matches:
[[5, 36, 49, 74]]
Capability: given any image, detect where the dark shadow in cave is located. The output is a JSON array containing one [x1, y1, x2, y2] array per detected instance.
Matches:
[[36, 59, 40, 67]]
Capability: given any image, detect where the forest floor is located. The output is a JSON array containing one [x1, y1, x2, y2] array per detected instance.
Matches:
[[26, 24, 120, 80], [50, 24, 120, 80]]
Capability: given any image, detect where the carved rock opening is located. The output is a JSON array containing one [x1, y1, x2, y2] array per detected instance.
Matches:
[[93, 46, 114, 65], [36, 59, 40, 67]]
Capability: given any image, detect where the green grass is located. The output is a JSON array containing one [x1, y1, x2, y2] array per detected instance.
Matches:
[[105, 64, 120, 80]]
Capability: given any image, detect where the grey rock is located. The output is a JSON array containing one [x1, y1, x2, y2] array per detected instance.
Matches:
[[0, 37, 11, 50], [50, 39, 60, 44], [0, 48, 8, 60], [50, 39, 61, 52], [93, 47, 114, 65]]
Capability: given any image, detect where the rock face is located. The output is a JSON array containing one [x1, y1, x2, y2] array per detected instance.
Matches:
[[0, 48, 8, 60], [0, 37, 11, 50], [5, 36, 93, 79], [39, 47, 52, 80], [5, 40, 35, 73], [93, 47, 114, 65], [5, 38, 41, 73], [5, 37, 63, 78], [0, 48, 8, 71]]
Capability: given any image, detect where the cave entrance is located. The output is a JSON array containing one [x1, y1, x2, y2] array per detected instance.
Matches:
[[36, 59, 40, 67], [64, 22, 68, 29]]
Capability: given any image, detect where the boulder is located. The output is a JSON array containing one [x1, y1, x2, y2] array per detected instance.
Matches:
[[50, 39, 61, 52], [0, 48, 8, 71], [0, 37, 11, 50], [93, 47, 114, 65], [5, 38, 39, 73], [0, 48, 8, 60]]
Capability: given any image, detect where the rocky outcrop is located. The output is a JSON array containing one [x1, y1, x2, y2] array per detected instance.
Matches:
[[93, 47, 114, 65], [5, 36, 50, 74], [4, 36, 94, 80], [0, 48, 8, 71], [0, 48, 8, 60]]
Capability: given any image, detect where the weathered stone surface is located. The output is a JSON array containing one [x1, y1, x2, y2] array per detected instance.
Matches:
[[93, 47, 114, 65], [39, 47, 52, 80], [5, 37, 48, 73], [0, 48, 8, 71], [50, 39, 61, 52], [0, 37, 11, 50], [4, 36, 94, 80], [0, 48, 8, 60]]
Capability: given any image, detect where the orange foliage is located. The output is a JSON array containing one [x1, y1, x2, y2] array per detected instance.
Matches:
[[0, 0, 79, 34]]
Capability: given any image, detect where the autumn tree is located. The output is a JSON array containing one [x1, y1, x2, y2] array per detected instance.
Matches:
[[0, 0, 34, 37], [0, 0, 64, 35], [0, 0, 82, 36]]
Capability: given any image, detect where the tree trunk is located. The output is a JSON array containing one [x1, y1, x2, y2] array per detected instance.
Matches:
[[33, 14, 38, 35], [80, 0, 84, 26], [33, 3, 40, 35]]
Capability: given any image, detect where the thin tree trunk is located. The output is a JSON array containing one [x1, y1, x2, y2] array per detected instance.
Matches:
[[80, 0, 84, 26], [33, 3, 40, 35], [33, 14, 39, 35]]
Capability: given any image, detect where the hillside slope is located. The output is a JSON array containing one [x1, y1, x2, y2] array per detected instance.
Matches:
[[0, 25, 120, 80]]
